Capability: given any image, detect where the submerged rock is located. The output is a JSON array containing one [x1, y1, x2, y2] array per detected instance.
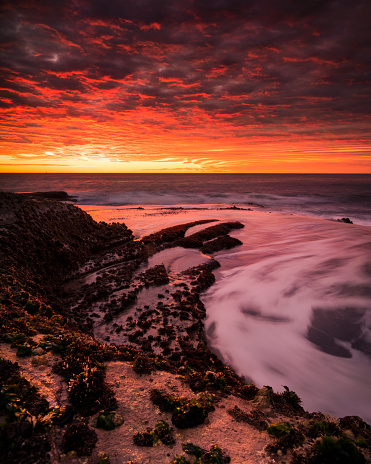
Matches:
[[337, 217, 353, 224], [201, 235, 242, 254]]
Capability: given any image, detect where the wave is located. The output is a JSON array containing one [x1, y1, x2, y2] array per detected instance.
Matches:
[[1, 172, 370, 226], [202, 213, 371, 422], [75, 190, 371, 226]]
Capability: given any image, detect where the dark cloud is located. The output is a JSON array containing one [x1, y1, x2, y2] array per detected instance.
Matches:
[[0, 0, 370, 158]]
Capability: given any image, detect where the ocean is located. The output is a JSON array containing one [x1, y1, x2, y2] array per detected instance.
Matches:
[[1, 173, 371, 421], [1, 173, 371, 225]]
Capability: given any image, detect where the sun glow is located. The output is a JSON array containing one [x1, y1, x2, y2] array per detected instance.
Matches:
[[1, 0, 370, 174]]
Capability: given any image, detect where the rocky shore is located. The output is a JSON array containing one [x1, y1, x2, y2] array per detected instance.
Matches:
[[0, 192, 370, 464]]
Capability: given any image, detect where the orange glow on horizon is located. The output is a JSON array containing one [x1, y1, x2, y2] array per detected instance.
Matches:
[[1, 1, 370, 174], [1, 109, 370, 173]]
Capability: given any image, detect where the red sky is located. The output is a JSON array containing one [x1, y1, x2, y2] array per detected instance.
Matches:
[[1, 0, 370, 173]]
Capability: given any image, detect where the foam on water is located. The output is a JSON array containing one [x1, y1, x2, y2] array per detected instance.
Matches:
[[83, 205, 371, 422], [203, 214, 371, 422]]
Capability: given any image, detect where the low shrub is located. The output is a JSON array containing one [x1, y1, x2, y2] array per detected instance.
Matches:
[[180, 442, 231, 463], [62, 422, 98, 456], [133, 430, 157, 447], [172, 395, 214, 429], [267, 421, 293, 439], [266, 422, 304, 455], [68, 367, 117, 416], [154, 420, 175, 445], [308, 420, 341, 438], [311, 436, 366, 464], [93, 410, 124, 430]]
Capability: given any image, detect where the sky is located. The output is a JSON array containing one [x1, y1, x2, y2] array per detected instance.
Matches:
[[0, 0, 370, 173]]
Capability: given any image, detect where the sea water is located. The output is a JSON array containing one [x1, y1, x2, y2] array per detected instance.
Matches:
[[1, 173, 371, 225], [1, 173, 371, 421]]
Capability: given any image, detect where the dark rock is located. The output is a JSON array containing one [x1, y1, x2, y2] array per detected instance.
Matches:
[[174, 221, 244, 251], [141, 220, 218, 251], [0, 192, 134, 297], [228, 406, 268, 431], [140, 264, 169, 286], [20, 191, 77, 202], [201, 235, 242, 254], [337, 217, 353, 224]]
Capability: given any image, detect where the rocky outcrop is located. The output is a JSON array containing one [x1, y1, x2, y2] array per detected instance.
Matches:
[[0, 192, 134, 295], [141, 219, 218, 252], [142, 220, 244, 256], [337, 217, 353, 224], [19, 191, 77, 202]]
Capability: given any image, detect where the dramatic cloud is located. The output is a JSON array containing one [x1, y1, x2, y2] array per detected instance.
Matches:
[[0, 0, 370, 172]]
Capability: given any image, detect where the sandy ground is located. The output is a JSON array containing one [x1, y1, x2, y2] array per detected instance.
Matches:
[[0, 343, 276, 464], [0, 338, 68, 409], [90, 361, 273, 464]]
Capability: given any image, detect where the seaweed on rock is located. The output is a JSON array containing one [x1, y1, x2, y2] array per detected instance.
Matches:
[[133, 420, 175, 447], [133, 429, 157, 447], [154, 420, 176, 445]]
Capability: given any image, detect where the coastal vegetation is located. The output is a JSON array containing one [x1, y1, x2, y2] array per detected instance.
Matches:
[[0, 192, 370, 463]]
